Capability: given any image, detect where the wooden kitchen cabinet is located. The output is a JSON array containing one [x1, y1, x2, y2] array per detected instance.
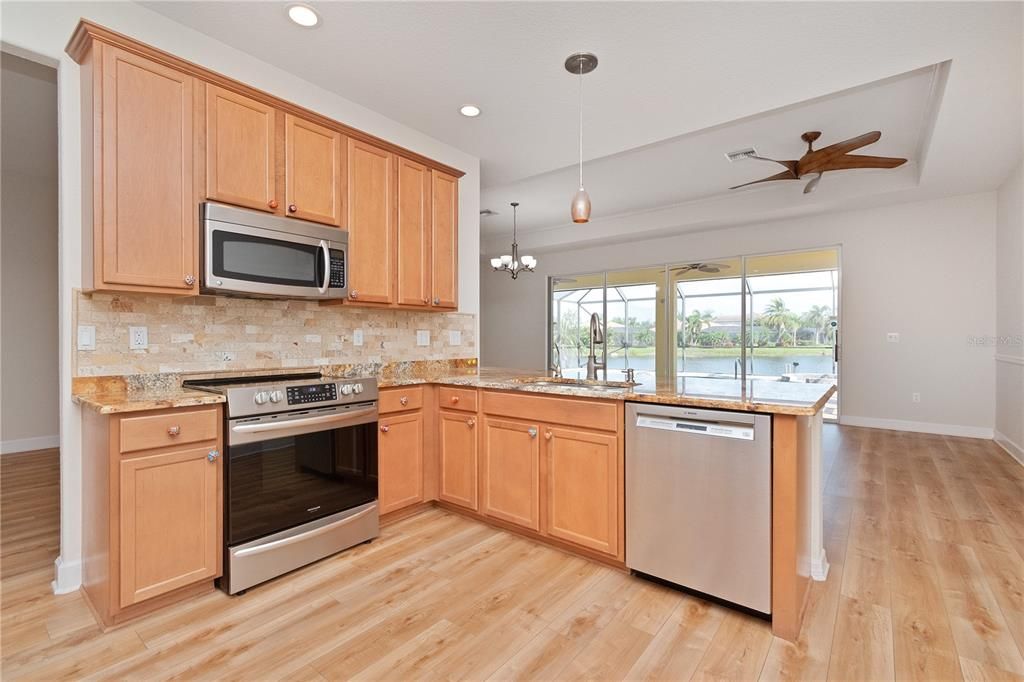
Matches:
[[430, 170, 459, 309], [346, 139, 396, 304], [118, 444, 220, 607], [204, 85, 277, 212], [82, 404, 222, 626], [438, 409, 478, 511], [284, 114, 345, 226], [480, 415, 541, 531], [377, 411, 425, 515], [85, 44, 198, 294], [544, 426, 619, 556], [396, 156, 432, 307]]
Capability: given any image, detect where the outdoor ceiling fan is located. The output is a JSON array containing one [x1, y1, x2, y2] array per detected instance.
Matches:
[[730, 130, 907, 194], [672, 262, 731, 274]]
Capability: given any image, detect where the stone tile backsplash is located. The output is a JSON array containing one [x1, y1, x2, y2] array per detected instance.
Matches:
[[74, 291, 476, 376]]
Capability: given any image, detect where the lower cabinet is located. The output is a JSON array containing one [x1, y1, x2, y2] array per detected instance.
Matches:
[[480, 416, 541, 532], [438, 409, 478, 511], [118, 445, 220, 607], [544, 426, 619, 556], [82, 404, 222, 626], [377, 410, 424, 515]]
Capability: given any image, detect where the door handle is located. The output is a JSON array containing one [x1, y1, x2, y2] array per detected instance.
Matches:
[[317, 240, 330, 295], [527, 427, 537, 438]]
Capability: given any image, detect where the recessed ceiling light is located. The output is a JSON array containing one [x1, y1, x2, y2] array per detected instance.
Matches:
[[287, 4, 320, 27], [460, 105, 481, 118]]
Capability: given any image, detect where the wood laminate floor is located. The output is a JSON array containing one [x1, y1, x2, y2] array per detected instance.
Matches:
[[2, 428, 1023, 681]]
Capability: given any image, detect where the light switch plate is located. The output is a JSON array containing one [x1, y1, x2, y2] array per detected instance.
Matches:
[[77, 325, 96, 351], [129, 326, 148, 350], [886, 332, 900, 343], [416, 330, 430, 347], [448, 330, 461, 346], [353, 329, 364, 346]]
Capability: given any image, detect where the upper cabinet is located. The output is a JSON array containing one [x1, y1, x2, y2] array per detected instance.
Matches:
[[68, 21, 461, 299], [347, 139, 395, 304], [204, 85, 276, 213], [431, 171, 459, 309], [88, 44, 198, 294], [284, 114, 345, 227]]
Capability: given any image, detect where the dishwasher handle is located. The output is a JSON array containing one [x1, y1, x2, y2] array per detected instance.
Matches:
[[634, 415, 756, 440]]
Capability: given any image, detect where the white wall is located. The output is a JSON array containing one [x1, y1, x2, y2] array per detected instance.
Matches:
[[1, 54, 59, 453], [995, 161, 1024, 463], [482, 192, 997, 437], [0, 0, 481, 593]]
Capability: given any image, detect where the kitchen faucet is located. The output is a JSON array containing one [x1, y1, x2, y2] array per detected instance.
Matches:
[[586, 313, 606, 381]]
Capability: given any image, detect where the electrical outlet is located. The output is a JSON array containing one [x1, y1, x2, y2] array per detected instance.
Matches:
[[416, 330, 430, 347], [912, 392, 921, 403], [128, 326, 148, 350], [77, 325, 96, 351], [887, 332, 900, 343], [353, 329, 364, 346], [449, 330, 461, 346]]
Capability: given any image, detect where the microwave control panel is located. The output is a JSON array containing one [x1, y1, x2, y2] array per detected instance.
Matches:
[[329, 254, 345, 288]]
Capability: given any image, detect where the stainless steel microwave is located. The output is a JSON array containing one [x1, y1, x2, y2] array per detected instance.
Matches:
[[201, 202, 347, 300]]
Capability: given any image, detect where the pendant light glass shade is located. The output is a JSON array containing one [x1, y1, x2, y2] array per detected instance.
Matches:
[[489, 202, 537, 280], [571, 187, 592, 223]]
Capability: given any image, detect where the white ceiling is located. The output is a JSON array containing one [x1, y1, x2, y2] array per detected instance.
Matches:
[[143, 1, 1022, 251]]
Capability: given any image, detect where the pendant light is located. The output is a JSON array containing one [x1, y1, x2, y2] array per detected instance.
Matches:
[[489, 202, 536, 279], [565, 52, 598, 223]]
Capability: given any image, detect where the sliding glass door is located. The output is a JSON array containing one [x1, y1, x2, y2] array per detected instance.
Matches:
[[670, 258, 744, 381]]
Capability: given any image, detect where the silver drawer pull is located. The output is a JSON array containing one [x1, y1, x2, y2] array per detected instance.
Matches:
[[527, 427, 537, 438], [207, 449, 220, 462], [167, 425, 181, 436]]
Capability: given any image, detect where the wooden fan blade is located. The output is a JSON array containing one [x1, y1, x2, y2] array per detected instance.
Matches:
[[799, 131, 882, 174], [729, 169, 799, 190], [750, 156, 799, 175], [815, 154, 907, 172]]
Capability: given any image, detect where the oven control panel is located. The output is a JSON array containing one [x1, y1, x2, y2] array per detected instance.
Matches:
[[287, 383, 338, 405]]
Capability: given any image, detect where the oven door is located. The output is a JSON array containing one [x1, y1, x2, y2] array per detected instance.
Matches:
[[225, 403, 377, 546], [202, 215, 346, 299]]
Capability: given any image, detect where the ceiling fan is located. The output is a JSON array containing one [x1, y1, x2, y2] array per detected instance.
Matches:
[[672, 262, 731, 274], [730, 130, 907, 194]]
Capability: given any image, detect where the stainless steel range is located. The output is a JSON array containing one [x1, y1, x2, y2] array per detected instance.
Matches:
[[184, 373, 379, 594]]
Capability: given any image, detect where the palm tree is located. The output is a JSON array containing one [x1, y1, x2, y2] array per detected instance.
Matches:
[[684, 310, 714, 345], [761, 298, 798, 346], [801, 305, 832, 345]]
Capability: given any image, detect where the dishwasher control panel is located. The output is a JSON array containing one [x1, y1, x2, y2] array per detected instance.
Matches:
[[634, 415, 755, 440]]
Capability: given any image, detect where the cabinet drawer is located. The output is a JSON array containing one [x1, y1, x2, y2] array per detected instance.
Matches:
[[119, 407, 219, 454], [439, 387, 477, 413], [481, 391, 618, 432], [379, 386, 424, 414]]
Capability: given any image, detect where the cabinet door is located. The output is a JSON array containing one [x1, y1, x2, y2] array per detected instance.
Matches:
[[396, 157, 431, 307], [119, 445, 220, 607], [430, 170, 458, 309], [347, 139, 395, 303], [480, 416, 540, 531], [285, 114, 344, 226], [205, 85, 276, 212], [438, 409, 478, 511], [378, 411, 424, 514], [100, 45, 196, 292], [544, 426, 619, 556]]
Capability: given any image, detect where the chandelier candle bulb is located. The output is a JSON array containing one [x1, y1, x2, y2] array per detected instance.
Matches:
[[489, 202, 537, 280]]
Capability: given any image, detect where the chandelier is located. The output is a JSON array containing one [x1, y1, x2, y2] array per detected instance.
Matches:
[[489, 202, 536, 279]]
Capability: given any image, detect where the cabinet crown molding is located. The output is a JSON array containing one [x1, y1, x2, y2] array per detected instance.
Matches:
[[65, 19, 465, 179]]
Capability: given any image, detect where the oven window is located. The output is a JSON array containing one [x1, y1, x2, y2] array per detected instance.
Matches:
[[227, 424, 377, 545], [213, 230, 322, 287]]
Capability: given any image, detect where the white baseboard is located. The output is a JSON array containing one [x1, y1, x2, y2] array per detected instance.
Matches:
[[839, 416, 994, 440], [811, 548, 830, 582], [995, 430, 1024, 467], [1, 434, 59, 455], [52, 555, 82, 595]]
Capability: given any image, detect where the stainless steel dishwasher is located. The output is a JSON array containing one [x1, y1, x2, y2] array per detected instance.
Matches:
[[625, 402, 772, 614]]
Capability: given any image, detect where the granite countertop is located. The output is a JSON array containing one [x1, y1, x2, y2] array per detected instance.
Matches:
[[381, 367, 836, 416], [72, 375, 226, 414]]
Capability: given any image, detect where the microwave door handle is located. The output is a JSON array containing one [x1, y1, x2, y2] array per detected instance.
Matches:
[[317, 240, 330, 295]]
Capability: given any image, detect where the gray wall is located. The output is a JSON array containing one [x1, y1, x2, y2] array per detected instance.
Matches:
[[481, 191, 998, 436], [1, 53, 59, 451], [995, 161, 1024, 460]]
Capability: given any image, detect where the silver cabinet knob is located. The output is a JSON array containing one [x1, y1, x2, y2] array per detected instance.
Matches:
[[380, 424, 390, 433], [207, 449, 220, 462], [433, 297, 440, 305], [167, 425, 181, 436], [184, 274, 196, 286], [527, 427, 537, 438], [467, 418, 476, 427], [399, 396, 408, 406], [544, 430, 553, 440], [350, 290, 359, 299]]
